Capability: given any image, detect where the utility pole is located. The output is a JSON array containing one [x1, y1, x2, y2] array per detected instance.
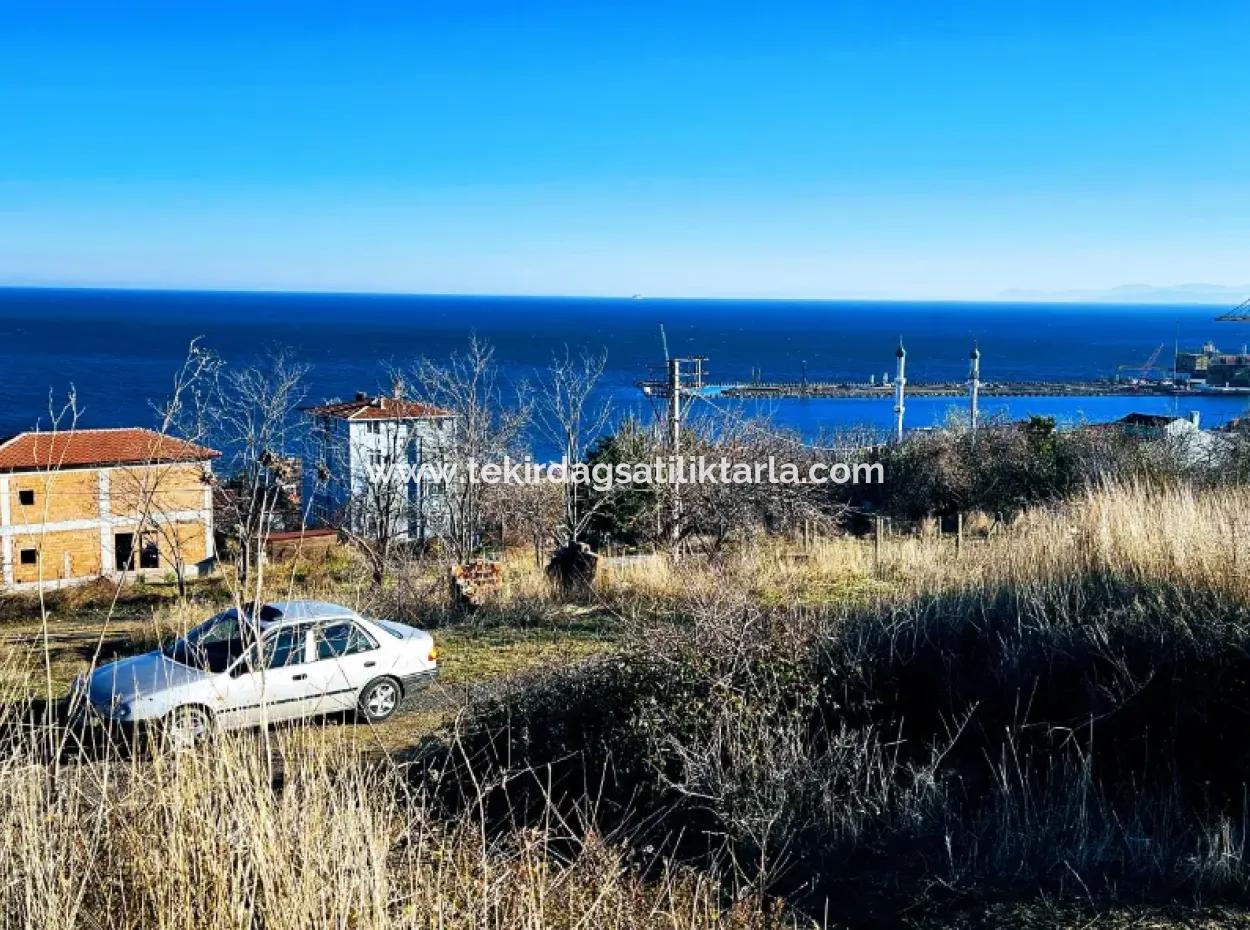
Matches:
[[667, 357, 683, 453], [893, 338, 907, 443], [968, 342, 981, 433], [637, 350, 705, 552]]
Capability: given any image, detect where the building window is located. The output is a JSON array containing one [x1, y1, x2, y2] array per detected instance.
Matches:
[[114, 533, 135, 571], [139, 534, 160, 569], [366, 421, 380, 434], [19, 549, 37, 565], [18, 489, 34, 506]]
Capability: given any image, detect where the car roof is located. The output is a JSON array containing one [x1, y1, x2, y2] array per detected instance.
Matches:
[[259, 600, 362, 628]]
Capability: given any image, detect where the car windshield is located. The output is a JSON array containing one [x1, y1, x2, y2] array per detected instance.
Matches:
[[162, 610, 262, 674]]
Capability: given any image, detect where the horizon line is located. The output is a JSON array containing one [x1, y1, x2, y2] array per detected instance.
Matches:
[[0, 282, 1240, 309]]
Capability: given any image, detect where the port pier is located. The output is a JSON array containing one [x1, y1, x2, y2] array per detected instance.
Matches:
[[716, 380, 1220, 399]]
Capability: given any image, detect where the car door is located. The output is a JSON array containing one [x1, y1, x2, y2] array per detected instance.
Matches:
[[305, 620, 389, 713], [215, 624, 319, 727]]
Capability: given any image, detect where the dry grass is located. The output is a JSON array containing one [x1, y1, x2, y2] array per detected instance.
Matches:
[[0, 713, 789, 930], [4, 481, 1250, 926], [586, 480, 1250, 609]]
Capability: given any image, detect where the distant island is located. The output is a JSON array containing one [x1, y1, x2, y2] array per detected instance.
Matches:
[[1000, 283, 1250, 304]]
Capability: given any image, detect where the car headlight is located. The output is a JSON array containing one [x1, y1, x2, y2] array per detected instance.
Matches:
[[111, 699, 131, 720]]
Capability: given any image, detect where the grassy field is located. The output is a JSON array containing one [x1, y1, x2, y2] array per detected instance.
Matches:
[[4, 483, 1250, 927], [0, 556, 621, 756]]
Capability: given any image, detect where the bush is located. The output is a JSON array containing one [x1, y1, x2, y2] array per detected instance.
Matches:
[[423, 568, 1250, 918], [860, 415, 1210, 521]]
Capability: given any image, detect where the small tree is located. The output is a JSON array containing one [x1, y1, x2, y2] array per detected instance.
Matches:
[[212, 349, 309, 602], [534, 348, 612, 593], [584, 417, 660, 550], [414, 338, 530, 566], [113, 339, 223, 598]]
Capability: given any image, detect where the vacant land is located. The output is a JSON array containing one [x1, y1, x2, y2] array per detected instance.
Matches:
[[0, 562, 619, 755], [5, 485, 1250, 928]]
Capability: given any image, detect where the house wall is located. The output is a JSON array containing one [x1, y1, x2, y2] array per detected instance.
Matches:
[[109, 463, 210, 517], [7, 470, 99, 525], [8, 528, 102, 585], [0, 461, 215, 590], [304, 414, 452, 541]]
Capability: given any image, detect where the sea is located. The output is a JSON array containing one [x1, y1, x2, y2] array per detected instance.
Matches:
[[1, 287, 1247, 458]]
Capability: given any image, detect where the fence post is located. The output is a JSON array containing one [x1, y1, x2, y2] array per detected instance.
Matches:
[[956, 512, 964, 557], [874, 516, 883, 575]]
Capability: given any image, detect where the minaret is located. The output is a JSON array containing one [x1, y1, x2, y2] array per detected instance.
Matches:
[[968, 342, 981, 433], [893, 338, 907, 442]]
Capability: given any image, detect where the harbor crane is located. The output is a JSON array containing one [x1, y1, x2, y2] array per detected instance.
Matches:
[[1215, 297, 1250, 322], [1114, 343, 1165, 383]]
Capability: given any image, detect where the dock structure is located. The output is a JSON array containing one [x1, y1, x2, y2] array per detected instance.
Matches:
[[716, 378, 1185, 399]]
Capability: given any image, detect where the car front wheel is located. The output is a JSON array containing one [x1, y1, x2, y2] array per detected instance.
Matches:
[[165, 705, 214, 749], [358, 678, 401, 723]]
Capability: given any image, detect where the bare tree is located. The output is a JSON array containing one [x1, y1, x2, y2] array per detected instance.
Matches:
[[111, 339, 223, 598], [532, 348, 613, 593], [213, 349, 309, 602], [534, 348, 612, 548], [675, 415, 834, 556], [413, 338, 530, 566], [509, 475, 565, 567]]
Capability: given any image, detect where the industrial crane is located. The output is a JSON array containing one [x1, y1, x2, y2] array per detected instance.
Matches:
[[1216, 297, 1250, 322], [1114, 343, 1165, 383]]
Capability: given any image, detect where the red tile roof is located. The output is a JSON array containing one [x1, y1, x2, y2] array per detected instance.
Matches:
[[305, 394, 452, 420], [0, 428, 220, 473]]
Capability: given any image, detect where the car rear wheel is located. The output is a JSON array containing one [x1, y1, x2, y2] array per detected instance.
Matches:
[[166, 705, 214, 749], [358, 678, 401, 723]]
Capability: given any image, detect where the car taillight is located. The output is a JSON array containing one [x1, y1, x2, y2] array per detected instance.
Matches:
[[427, 644, 438, 662]]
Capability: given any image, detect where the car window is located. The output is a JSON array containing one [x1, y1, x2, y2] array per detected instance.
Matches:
[[314, 622, 378, 660], [262, 625, 308, 669], [164, 610, 259, 674]]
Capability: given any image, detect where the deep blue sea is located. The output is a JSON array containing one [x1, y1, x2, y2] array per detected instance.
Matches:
[[2, 288, 1248, 456]]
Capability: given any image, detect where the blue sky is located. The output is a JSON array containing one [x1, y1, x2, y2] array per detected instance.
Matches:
[[2, 0, 1249, 300]]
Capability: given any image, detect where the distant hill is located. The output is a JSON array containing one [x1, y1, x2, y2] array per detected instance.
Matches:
[[1000, 283, 1250, 304]]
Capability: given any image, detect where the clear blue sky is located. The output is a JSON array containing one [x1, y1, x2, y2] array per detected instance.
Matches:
[[2, 0, 1249, 300]]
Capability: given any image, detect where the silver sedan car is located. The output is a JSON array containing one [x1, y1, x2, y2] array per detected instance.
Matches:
[[75, 600, 438, 747]]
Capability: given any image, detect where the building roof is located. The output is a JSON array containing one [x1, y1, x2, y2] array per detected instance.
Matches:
[[305, 392, 452, 421], [0, 428, 219, 473], [1118, 412, 1180, 427]]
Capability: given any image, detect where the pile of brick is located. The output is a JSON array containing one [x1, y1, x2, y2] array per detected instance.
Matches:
[[449, 560, 503, 610]]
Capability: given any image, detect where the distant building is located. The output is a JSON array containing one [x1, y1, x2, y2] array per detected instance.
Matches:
[[1175, 342, 1250, 387], [1115, 411, 1218, 463], [304, 388, 454, 542], [0, 428, 219, 590], [1117, 411, 1202, 438]]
